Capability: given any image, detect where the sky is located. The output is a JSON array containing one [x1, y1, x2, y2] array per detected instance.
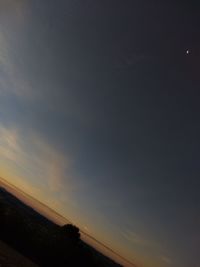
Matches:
[[0, 1, 200, 267]]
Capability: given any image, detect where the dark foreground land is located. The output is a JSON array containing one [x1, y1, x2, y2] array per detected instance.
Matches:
[[0, 239, 38, 267], [0, 187, 122, 267]]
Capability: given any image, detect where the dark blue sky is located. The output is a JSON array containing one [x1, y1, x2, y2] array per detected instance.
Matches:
[[0, 1, 199, 266]]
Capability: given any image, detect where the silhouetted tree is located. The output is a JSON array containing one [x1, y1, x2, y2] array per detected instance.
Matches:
[[0, 190, 123, 267], [60, 224, 81, 244]]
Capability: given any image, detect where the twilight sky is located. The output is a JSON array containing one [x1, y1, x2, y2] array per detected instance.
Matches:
[[0, 1, 200, 267]]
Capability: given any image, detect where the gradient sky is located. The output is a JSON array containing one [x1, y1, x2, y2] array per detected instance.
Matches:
[[0, 1, 200, 267]]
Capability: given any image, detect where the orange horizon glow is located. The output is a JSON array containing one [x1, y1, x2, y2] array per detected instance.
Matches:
[[0, 176, 136, 267]]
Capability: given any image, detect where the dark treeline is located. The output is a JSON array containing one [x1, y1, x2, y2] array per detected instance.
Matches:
[[0, 188, 122, 267]]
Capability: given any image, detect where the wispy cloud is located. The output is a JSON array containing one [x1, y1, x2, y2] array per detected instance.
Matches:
[[161, 256, 172, 265], [0, 0, 29, 31], [0, 30, 34, 99], [121, 229, 153, 247], [0, 1, 34, 100], [0, 123, 73, 195]]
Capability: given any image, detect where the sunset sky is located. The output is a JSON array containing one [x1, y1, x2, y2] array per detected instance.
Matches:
[[0, 1, 200, 267]]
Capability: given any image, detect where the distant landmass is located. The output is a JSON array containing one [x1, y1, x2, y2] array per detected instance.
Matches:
[[0, 185, 123, 267]]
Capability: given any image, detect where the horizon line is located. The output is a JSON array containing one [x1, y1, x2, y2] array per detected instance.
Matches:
[[0, 176, 136, 267]]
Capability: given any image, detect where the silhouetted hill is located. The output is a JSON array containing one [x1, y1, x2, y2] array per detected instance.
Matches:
[[0, 186, 123, 267], [0, 187, 53, 227]]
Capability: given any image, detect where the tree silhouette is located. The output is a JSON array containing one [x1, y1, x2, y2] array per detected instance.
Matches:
[[61, 224, 81, 244]]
